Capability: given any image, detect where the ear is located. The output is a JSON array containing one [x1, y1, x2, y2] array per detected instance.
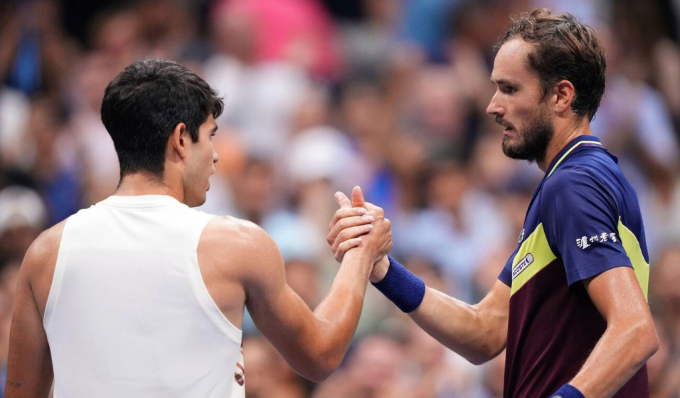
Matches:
[[168, 123, 189, 159], [554, 80, 576, 114]]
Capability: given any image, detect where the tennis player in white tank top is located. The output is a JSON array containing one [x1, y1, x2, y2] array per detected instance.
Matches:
[[4, 59, 392, 398]]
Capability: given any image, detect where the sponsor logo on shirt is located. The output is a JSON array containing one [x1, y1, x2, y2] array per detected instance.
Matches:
[[576, 232, 617, 249], [518, 229, 525, 243], [512, 253, 534, 280], [234, 348, 245, 387]]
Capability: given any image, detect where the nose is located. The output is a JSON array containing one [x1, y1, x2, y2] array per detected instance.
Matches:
[[213, 150, 219, 164], [486, 93, 505, 117]]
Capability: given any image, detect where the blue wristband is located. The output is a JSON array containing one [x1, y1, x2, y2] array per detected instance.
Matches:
[[549, 384, 585, 398], [371, 256, 426, 313]]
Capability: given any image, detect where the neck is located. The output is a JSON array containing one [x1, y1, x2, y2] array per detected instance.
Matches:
[[115, 173, 184, 203], [538, 116, 592, 173]]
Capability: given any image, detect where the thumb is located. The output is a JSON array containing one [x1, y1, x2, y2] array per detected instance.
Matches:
[[334, 191, 352, 209], [351, 186, 366, 208]]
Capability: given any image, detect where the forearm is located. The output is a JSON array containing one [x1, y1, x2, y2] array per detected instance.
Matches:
[[305, 249, 373, 375], [570, 319, 658, 398], [409, 287, 507, 365]]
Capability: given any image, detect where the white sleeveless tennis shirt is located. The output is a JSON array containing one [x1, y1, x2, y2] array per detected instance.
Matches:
[[43, 195, 244, 398]]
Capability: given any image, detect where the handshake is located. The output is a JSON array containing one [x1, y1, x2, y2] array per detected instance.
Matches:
[[326, 186, 392, 284], [325, 185, 427, 314]]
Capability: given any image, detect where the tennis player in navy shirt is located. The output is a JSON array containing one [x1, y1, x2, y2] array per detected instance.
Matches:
[[328, 8, 658, 398]]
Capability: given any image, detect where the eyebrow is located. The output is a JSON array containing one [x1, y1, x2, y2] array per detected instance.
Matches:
[[491, 78, 519, 86]]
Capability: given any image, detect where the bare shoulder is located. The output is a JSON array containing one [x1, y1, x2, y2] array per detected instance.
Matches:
[[202, 216, 276, 252], [199, 216, 283, 277], [22, 220, 66, 276], [21, 220, 67, 315]]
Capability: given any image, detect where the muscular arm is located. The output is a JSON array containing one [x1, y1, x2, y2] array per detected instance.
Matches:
[[328, 195, 510, 366], [408, 279, 509, 364], [245, 234, 371, 381], [569, 266, 658, 398], [368, 257, 509, 364], [5, 228, 60, 398], [231, 212, 390, 382]]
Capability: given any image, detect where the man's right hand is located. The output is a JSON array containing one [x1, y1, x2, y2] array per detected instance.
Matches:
[[327, 187, 392, 278], [236, 186, 396, 382], [326, 187, 510, 368]]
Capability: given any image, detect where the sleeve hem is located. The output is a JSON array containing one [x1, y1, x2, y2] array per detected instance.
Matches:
[[566, 261, 633, 286]]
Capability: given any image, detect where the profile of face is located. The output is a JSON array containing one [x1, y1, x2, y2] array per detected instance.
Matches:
[[183, 114, 219, 207], [487, 38, 554, 164]]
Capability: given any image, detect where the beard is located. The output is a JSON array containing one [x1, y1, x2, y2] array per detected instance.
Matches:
[[500, 107, 554, 164]]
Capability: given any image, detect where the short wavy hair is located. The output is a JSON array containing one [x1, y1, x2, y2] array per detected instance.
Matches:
[[101, 59, 224, 179], [495, 9, 606, 121]]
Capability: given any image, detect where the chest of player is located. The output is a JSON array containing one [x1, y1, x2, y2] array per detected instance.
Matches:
[[510, 186, 556, 295]]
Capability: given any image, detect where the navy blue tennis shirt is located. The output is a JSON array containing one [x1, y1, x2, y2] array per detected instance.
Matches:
[[498, 135, 650, 398]]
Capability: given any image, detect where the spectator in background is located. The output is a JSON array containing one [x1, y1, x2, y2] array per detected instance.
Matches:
[[204, 1, 312, 159], [402, 321, 479, 397], [650, 246, 680, 344], [0, 0, 77, 97], [400, 0, 462, 62], [228, 156, 278, 225], [468, 351, 506, 398], [243, 336, 313, 398], [337, 0, 404, 78], [648, 314, 680, 398], [609, 0, 680, 123], [24, 98, 82, 224], [312, 334, 408, 398], [65, 54, 120, 204], [212, 0, 341, 79], [392, 158, 510, 301], [0, 186, 48, 259]]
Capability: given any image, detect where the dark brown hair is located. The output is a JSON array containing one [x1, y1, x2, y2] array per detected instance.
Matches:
[[495, 8, 606, 121], [102, 59, 224, 179]]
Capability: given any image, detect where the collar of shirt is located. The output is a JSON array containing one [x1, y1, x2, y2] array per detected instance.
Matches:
[[524, 135, 606, 218], [545, 135, 604, 179]]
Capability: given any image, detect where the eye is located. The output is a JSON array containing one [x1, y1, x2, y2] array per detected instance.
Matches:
[[502, 85, 516, 94]]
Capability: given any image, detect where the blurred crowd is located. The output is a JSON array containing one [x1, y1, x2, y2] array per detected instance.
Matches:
[[1, 0, 680, 396]]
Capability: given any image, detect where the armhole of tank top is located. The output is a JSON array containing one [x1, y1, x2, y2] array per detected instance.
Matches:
[[187, 214, 243, 345], [43, 217, 72, 330]]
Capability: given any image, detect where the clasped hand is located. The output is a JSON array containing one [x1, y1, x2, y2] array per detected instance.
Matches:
[[326, 186, 392, 282]]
